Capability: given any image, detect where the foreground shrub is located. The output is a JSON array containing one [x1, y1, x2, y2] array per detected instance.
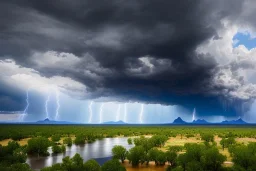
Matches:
[[112, 145, 127, 163], [27, 137, 50, 156], [101, 159, 126, 171], [84, 159, 101, 171], [127, 146, 145, 167]]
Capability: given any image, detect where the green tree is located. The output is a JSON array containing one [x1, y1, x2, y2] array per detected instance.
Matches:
[[71, 153, 84, 168], [220, 137, 236, 150], [61, 153, 84, 171], [27, 137, 50, 156], [74, 134, 85, 145], [41, 163, 62, 171], [127, 138, 133, 145], [101, 159, 126, 171], [168, 145, 183, 153], [112, 145, 127, 163], [166, 151, 177, 167], [156, 151, 166, 165], [148, 148, 159, 165], [232, 145, 256, 170], [187, 161, 203, 171], [184, 143, 205, 162], [201, 147, 226, 171], [10, 163, 33, 171], [63, 137, 72, 146], [178, 153, 189, 171], [11, 131, 24, 141], [127, 146, 145, 167], [151, 135, 168, 147], [62, 156, 72, 171], [6, 141, 20, 154], [51, 135, 61, 143], [52, 145, 65, 154], [84, 159, 101, 171], [201, 133, 214, 142], [12, 148, 27, 163]]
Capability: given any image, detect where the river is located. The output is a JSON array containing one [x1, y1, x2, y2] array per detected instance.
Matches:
[[27, 137, 134, 170]]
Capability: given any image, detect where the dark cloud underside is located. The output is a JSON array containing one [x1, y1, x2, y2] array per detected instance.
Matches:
[[0, 0, 248, 116]]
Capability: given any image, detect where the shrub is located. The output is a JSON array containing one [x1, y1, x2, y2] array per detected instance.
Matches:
[[112, 145, 127, 163], [27, 137, 50, 156], [63, 137, 72, 146], [52, 145, 65, 154], [74, 134, 85, 145], [51, 135, 60, 143], [84, 159, 101, 171], [127, 138, 133, 145], [101, 159, 126, 171]]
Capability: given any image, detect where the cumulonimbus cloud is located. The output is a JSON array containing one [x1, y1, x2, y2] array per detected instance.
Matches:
[[1, 0, 256, 118]]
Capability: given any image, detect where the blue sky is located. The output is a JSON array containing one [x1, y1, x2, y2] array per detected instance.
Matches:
[[233, 32, 256, 49]]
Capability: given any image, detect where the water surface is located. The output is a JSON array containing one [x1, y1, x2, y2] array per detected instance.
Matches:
[[27, 137, 133, 170]]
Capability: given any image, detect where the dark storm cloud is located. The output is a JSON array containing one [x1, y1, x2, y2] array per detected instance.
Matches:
[[0, 0, 248, 116]]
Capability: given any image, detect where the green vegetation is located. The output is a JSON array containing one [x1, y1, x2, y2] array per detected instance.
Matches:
[[201, 133, 214, 142], [51, 134, 60, 143], [127, 137, 133, 145], [27, 137, 51, 156], [220, 137, 236, 150], [41, 153, 125, 171], [0, 125, 255, 171], [229, 142, 256, 170], [0, 125, 255, 141], [112, 145, 127, 163], [83, 159, 101, 171], [63, 137, 72, 146], [74, 134, 86, 145], [101, 159, 126, 171], [52, 144, 66, 154], [0, 141, 30, 171]]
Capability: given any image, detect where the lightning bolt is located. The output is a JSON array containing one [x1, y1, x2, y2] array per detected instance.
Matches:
[[20, 88, 30, 122], [88, 101, 93, 123], [116, 104, 121, 121], [192, 108, 196, 121], [45, 93, 50, 119], [99, 103, 104, 123], [54, 89, 60, 121], [139, 104, 144, 124], [124, 103, 127, 122]]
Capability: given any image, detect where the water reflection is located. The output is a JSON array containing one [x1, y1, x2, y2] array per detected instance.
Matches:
[[27, 137, 133, 170]]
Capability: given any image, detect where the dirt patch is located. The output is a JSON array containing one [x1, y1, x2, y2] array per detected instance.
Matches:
[[236, 137, 256, 144], [123, 160, 167, 171], [164, 135, 202, 146], [0, 138, 31, 146]]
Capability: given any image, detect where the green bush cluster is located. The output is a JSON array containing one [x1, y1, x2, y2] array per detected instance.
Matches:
[[52, 144, 66, 154], [41, 153, 125, 171], [0, 125, 255, 141], [0, 141, 30, 171]]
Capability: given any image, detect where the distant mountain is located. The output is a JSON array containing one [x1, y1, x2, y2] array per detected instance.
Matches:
[[192, 119, 209, 124], [221, 118, 247, 124], [102, 120, 127, 125], [36, 118, 74, 124], [173, 117, 187, 124]]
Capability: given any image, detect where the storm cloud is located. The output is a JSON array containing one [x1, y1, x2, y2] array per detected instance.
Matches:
[[1, 0, 256, 118]]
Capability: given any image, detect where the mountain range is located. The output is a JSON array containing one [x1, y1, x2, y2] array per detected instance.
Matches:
[[102, 120, 127, 124], [0, 117, 253, 125], [172, 117, 248, 125]]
